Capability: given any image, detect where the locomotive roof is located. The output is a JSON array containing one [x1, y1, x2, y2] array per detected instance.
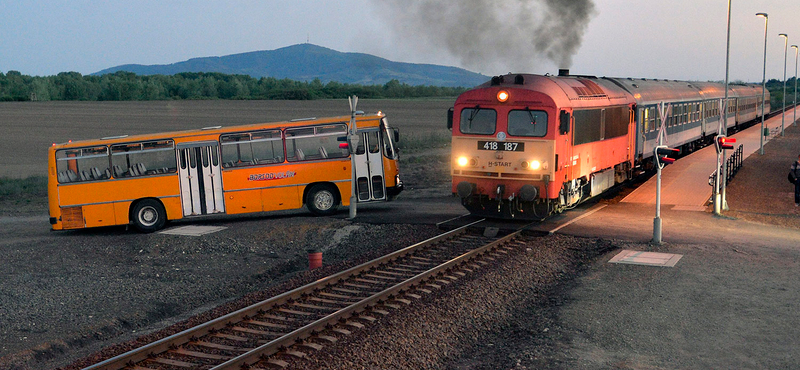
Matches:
[[473, 73, 635, 109]]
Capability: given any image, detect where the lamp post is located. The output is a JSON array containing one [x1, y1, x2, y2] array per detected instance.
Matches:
[[792, 45, 798, 127], [717, 0, 732, 214], [757, 13, 768, 154], [779, 33, 788, 137]]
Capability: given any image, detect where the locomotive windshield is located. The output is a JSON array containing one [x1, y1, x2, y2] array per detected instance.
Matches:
[[508, 110, 548, 137], [460, 108, 496, 135]]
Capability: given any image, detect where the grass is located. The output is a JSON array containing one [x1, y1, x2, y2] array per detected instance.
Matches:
[[397, 132, 451, 151], [0, 176, 47, 198]]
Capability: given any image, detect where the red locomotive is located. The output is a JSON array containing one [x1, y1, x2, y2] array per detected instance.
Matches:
[[448, 70, 769, 218]]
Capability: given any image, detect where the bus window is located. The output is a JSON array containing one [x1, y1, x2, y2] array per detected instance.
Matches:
[[221, 133, 253, 167], [111, 140, 176, 177], [250, 130, 283, 164], [367, 131, 380, 154], [56, 146, 110, 183], [380, 119, 398, 160], [286, 124, 348, 162]]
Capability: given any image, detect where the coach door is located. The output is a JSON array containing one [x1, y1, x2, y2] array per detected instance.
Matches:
[[354, 130, 386, 202], [178, 142, 225, 216]]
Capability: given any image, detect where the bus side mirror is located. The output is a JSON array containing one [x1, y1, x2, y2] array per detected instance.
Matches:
[[393, 128, 400, 143], [559, 110, 570, 135], [447, 107, 454, 130]]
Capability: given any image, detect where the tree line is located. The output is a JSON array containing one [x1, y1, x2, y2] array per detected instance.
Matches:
[[1, 70, 796, 107], [0, 70, 469, 102]]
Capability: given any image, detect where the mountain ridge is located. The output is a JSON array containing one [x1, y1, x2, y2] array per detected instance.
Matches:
[[94, 44, 488, 88]]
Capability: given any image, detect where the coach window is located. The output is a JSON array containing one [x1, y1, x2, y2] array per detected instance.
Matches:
[[459, 108, 496, 135], [56, 146, 110, 183], [111, 140, 175, 178], [508, 109, 547, 137]]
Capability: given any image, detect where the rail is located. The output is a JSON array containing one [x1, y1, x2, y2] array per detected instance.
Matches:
[[82, 219, 525, 370]]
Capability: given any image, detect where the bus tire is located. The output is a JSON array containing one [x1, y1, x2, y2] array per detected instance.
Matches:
[[131, 199, 166, 233], [306, 184, 339, 216]]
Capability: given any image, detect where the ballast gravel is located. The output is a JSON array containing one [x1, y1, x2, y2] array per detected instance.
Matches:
[[285, 235, 618, 370]]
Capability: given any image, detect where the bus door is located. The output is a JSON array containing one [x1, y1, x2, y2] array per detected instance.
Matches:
[[354, 130, 386, 202], [178, 142, 225, 216]]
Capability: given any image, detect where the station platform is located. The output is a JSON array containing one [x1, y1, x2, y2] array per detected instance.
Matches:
[[621, 107, 800, 208]]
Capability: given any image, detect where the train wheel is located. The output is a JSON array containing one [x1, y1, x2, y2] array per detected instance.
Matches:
[[306, 184, 340, 216], [131, 199, 166, 233]]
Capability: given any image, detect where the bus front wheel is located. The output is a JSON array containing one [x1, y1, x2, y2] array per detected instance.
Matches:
[[131, 199, 166, 233], [306, 184, 339, 216]]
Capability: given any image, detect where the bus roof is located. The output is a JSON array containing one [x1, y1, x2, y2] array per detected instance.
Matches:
[[51, 113, 385, 149]]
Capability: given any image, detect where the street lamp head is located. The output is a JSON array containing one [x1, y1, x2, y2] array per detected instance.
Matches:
[[793, 45, 799, 51], [779, 33, 788, 39], [756, 12, 768, 18]]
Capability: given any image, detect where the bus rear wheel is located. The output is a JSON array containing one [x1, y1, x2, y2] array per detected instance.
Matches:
[[306, 184, 339, 216], [131, 199, 166, 233]]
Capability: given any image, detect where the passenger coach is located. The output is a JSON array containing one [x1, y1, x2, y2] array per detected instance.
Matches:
[[49, 113, 402, 232], [449, 72, 768, 219]]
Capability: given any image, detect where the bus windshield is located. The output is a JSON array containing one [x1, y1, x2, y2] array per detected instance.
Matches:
[[380, 118, 399, 159]]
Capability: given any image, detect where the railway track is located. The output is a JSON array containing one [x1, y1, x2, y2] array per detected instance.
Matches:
[[84, 220, 531, 370]]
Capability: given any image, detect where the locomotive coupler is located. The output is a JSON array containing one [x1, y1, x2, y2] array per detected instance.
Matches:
[[496, 185, 505, 213]]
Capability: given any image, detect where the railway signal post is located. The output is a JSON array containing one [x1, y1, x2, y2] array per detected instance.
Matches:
[[348, 96, 361, 219], [653, 102, 673, 244], [714, 133, 735, 215]]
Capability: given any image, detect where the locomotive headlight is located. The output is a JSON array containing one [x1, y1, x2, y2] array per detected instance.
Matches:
[[497, 90, 509, 103], [530, 160, 541, 170], [457, 156, 469, 167]]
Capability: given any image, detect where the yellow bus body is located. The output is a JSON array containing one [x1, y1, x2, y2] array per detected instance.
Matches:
[[48, 113, 402, 232]]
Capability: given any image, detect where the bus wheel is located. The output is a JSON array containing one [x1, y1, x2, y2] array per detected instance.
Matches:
[[306, 184, 339, 216], [132, 199, 166, 233]]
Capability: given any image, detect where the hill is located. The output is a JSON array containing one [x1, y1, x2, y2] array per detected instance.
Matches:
[[94, 44, 488, 88]]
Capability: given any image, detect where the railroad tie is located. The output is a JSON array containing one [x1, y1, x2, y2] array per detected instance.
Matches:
[[169, 348, 230, 361], [296, 342, 324, 351], [313, 334, 338, 343]]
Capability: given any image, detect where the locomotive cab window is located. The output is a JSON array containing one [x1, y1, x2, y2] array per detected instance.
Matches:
[[459, 108, 497, 135], [508, 110, 547, 137]]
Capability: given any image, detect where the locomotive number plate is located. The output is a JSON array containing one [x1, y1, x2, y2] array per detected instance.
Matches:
[[478, 141, 525, 152]]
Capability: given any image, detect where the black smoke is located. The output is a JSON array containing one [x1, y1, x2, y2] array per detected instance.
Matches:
[[374, 0, 596, 74]]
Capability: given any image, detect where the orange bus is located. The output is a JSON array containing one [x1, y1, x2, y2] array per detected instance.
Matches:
[[48, 113, 402, 232]]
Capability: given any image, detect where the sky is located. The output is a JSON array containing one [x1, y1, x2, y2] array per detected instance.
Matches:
[[1, 0, 800, 83]]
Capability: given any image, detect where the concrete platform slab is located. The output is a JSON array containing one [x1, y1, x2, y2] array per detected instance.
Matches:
[[160, 225, 227, 236], [609, 249, 683, 267]]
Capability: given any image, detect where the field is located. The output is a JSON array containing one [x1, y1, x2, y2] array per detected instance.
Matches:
[[0, 98, 455, 178]]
